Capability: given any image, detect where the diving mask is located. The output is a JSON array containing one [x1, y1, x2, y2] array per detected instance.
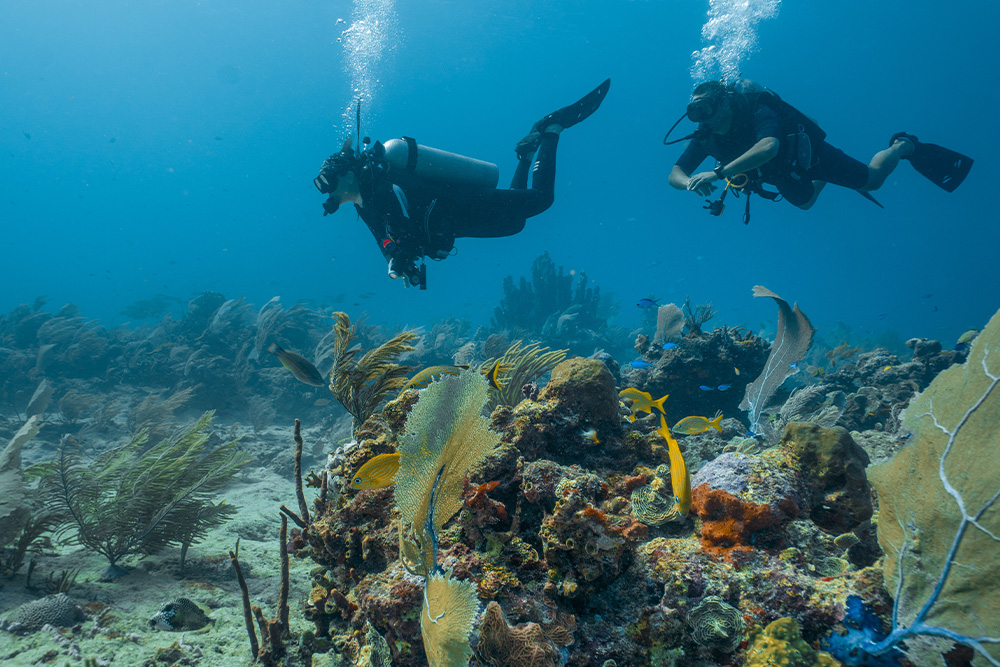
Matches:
[[314, 172, 337, 194], [686, 95, 721, 123]]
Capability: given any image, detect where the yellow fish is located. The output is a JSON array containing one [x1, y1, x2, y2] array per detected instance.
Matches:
[[657, 414, 690, 515], [404, 364, 470, 390], [482, 360, 511, 391], [618, 388, 669, 422], [350, 452, 401, 490], [580, 428, 600, 444], [672, 413, 723, 435]]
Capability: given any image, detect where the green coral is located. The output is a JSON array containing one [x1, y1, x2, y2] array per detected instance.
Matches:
[[745, 617, 840, 666]]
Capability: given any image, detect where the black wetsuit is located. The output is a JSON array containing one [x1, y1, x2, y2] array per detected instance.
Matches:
[[675, 94, 870, 206], [355, 133, 559, 267]]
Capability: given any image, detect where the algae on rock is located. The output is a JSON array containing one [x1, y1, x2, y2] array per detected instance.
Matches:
[[869, 307, 1000, 664]]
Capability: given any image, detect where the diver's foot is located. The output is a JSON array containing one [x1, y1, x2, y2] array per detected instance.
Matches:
[[889, 132, 918, 159], [515, 131, 541, 159], [516, 79, 610, 157]]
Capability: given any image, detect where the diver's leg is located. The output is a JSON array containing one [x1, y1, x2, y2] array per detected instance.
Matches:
[[862, 138, 915, 191], [510, 154, 532, 189], [446, 130, 561, 238], [525, 128, 561, 212], [796, 181, 826, 210]]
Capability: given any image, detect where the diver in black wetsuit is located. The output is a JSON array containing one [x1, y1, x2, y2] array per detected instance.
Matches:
[[315, 79, 610, 288], [665, 80, 972, 218]]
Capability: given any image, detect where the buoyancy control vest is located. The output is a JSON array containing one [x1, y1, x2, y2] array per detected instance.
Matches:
[[730, 79, 827, 175]]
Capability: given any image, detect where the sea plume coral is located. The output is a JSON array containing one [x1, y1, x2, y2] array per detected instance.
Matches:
[[328, 311, 418, 435], [42, 411, 249, 577]]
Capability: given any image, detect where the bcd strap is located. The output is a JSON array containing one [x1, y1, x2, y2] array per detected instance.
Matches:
[[402, 136, 419, 173]]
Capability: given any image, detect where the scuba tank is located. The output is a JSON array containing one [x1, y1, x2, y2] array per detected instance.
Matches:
[[382, 137, 499, 191]]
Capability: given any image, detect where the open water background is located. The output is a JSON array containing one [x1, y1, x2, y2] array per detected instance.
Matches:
[[2, 0, 998, 345]]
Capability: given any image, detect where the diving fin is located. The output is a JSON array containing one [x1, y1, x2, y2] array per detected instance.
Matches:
[[516, 78, 611, 157], [891, 132, 973, 193], [857, 190, 884, 208]]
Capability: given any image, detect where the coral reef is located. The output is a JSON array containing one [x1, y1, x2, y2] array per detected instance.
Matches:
[[491, 252, 625, 356], [626, 325, 770, 426]]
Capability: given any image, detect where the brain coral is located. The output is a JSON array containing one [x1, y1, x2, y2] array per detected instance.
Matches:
[[0, 593, 86, 634]]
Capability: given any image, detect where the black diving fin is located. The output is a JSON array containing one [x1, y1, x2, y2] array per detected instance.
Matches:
[[891, 132, 973, 192], [516, 78, 611, 157]]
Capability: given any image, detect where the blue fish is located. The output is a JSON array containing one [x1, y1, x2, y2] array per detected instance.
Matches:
[[717, 384, 731, 391], [662, 343, 678, 350], [699, 385, 714, 391], [788, 362, 799, 370], [630, 360, 652, 369], [636, 298, 659, 308]]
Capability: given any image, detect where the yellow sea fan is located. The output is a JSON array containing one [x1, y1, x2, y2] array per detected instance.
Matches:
[[421, 569, 480, 667], [394, 372, 499, 536]]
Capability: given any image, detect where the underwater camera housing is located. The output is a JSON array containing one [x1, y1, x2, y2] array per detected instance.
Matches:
[[404, 262, 427, 290]]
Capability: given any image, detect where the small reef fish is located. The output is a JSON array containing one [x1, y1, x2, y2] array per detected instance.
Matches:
[[717, 384, 731, 391], [672, 413, 724, 435], [699, 385, 714, 391], [618, 388, 669, 422], [657, 414, 691, 515], [788, 362, 799, 370], [267, 343, 326, 387], [482, 360, 509, 390], [733, 367, 740, 375], [629, 359, 652, 369], [580, 428, 600, 444], [955, 329, 979, 352], [882, 365, 892, 372], [405, 364, 470, 390], [350, 452, 401, 490], [662, 343, 678, 350], [636, 298, 659, 308]]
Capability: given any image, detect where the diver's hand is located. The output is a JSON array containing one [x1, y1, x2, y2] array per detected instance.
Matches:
[[387, 258, 405, 280], [687, 172, 719, 197]]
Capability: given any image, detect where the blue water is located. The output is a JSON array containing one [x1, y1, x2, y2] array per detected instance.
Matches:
[[3, 0, 997, 346]]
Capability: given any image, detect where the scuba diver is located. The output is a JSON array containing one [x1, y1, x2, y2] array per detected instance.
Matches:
[[665, 80, 973, 222], [314, 79, 611, 288]]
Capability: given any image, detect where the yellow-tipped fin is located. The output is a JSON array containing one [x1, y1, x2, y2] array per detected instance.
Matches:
[[708, 413, 723, 433]]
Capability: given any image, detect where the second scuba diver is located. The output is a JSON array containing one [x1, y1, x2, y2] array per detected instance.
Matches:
[[665, 80, 973, 221], [314, 79, 610, 288]]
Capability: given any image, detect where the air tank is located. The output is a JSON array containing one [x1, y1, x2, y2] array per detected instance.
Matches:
[[383, 137, 499, 191]]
